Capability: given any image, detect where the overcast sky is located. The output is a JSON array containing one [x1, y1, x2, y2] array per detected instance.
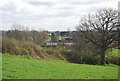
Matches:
[[0, 0, 119, 31]]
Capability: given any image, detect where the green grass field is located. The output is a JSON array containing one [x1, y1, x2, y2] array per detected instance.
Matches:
[[2, 54, 118, 79]]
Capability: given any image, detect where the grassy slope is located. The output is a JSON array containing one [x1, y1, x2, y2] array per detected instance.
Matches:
[[2, 54, 118, 79]]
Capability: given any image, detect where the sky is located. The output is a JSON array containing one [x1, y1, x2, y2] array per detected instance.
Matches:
[[0, 0, 119, 31]]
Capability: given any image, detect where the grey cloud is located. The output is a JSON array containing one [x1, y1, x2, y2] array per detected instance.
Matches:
[[29, 2, 56, 6], [68, 0, 110, 5]]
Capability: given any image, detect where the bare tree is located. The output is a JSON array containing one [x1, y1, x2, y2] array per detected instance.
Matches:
[[11, 23, 29, 31], [30, 30, 48, 45], [51, 32, 58, 43], [76, 8, 118, 65], [7, 23, 30, 41]]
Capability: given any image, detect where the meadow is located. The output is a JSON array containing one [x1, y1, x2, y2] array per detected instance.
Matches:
[[2, 53, 118, 79]]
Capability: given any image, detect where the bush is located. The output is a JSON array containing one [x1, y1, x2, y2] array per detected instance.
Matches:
[[45, 47, 67, 60], [2, 37, 46, 58], [82, 52, 101, 65], [67, 50, 101, 65], [105, 49, 120, 65], [2, 37, 68, 60], [2, 37, 21, 55]]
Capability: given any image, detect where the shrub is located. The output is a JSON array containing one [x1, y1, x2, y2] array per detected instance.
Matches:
[[82, 52, 101, 65], [2, 37, 21, 55], [2, 37, 46, 58], [2, 37, 67, 60], [67, 50, 101, 65], [18, 47, 28, 55], [105, 49, 120, 65], [45, 47, 66, 60]]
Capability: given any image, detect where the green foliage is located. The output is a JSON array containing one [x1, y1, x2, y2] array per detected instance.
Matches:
[[58, 36, 71, 40], [45, 47, 66, 60], [18, 47, 28, 55], [68, 50, 101, 65], [45, 36, 51, 42], [106, 49, 120, 65], [82, 52, 101, 65], [2, 53, 118, 79]]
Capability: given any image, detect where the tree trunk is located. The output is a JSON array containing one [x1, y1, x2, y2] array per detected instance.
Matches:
[[101, 48, 106, 65]]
